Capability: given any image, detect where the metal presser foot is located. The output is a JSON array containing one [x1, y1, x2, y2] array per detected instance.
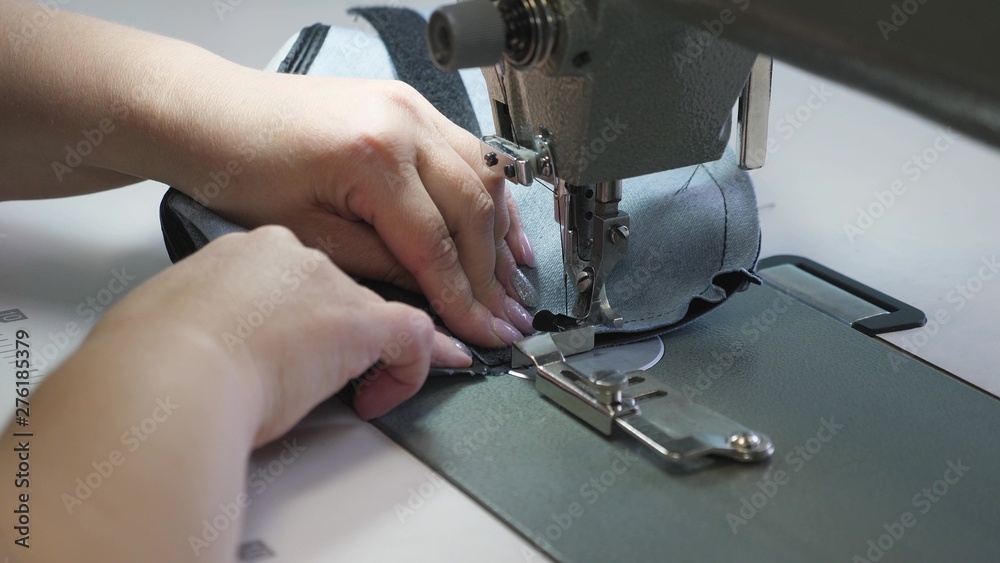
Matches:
[[512, 327, 774, 463], [476, 134, 629, 330], [555, 180, 630, 329]]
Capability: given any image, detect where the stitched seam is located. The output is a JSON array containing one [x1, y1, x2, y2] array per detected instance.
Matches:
[[703, 165, 729, 271], [622, 166, 726, 326], [276, 25, 316, 74]]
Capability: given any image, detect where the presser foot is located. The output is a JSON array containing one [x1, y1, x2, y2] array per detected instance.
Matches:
[[512, 327, 775, 464]]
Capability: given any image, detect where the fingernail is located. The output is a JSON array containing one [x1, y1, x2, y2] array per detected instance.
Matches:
[[511, 268, 538, 308], [450, 337, 473, 359], [491, 316, 523, 345], [518, 231, 537, 268], [504, 296, 535, 335], [436, 335, 473, 368]]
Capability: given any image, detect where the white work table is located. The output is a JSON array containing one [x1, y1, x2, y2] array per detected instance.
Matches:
[[1, 1, 997, 561]]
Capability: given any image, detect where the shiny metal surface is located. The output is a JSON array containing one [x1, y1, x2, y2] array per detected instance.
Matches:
[[738, 55, 773, 170], [513, 328, 775, 463]]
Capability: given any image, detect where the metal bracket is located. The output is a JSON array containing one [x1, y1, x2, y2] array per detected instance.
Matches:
[[481, 133, 555, 186], [512, 327, 774, 463]]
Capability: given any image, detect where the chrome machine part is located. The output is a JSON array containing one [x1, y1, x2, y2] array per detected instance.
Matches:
[[480, 131, 629, 328], [426, 0, 557, 72], [512, 327, 774, 463], [429, 0, 765, 328], [737, 55, 774, 170], [556, 180, 629, 328], [510, 335, 664, 380]]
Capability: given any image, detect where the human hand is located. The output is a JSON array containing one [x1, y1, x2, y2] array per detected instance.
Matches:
[[98, 226, 471, 444], [171, 73, 536, 349]]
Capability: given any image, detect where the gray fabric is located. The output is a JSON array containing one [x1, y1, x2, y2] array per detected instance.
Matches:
[[350, 7, 481, 136], [518, 153, 760, 338], [300, 10, 762, 344], [161, 9, 761, 359]]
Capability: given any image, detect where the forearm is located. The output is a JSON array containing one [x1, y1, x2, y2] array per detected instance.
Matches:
[[0, 314, 263, 561], [0, 0, 261, 201]]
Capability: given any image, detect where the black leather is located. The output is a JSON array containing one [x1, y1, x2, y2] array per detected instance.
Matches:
[[349, 7, 481, 136]]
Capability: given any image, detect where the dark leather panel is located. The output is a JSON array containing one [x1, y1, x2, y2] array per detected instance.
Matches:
[[375, 283, 1000, 562]]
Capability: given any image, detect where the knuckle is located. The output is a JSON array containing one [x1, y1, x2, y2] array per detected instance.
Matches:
[[495, 205, 511, 238], [252, 224, 297, 243], [381, 81, 420, 112], [344, 129, 400, 166], [469, 190, 496, 228], [407, 309, 435, 340], [383, 261, 412, 288], [211, 230, 248, 249], [421, 230, 462, 274]]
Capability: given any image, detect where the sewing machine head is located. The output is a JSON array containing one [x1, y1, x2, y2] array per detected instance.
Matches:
[[426, 0, 771, 329]]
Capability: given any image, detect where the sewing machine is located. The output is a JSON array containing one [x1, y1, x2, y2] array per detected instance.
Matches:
[[368, 7, 1000, 559], [425, 0, 1000, 331], [5, 2, 999, 560]]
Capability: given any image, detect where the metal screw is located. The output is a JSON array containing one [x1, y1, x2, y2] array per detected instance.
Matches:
[[504, 163, 516, 179], [539, 156, 552, 177], [484, 152, 499, 167], [610, 225, 630, 245], [575, 271, 592, 293], [590, 370, 628, 406], [729, 432, 761, 450]]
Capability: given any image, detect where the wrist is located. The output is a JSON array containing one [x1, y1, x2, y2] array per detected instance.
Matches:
[[104, 51, 262, 190], [85, 306, 266, 446]]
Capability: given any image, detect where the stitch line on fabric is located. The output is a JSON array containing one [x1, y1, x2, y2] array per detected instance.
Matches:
[[702, 165, 730, 270], [277, 23, 329, 75], [621, 165, 732, 327], [674, 165, 701, 195]]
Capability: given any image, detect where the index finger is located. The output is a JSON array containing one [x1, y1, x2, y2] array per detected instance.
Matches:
[[346, 164, 517, 348]]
